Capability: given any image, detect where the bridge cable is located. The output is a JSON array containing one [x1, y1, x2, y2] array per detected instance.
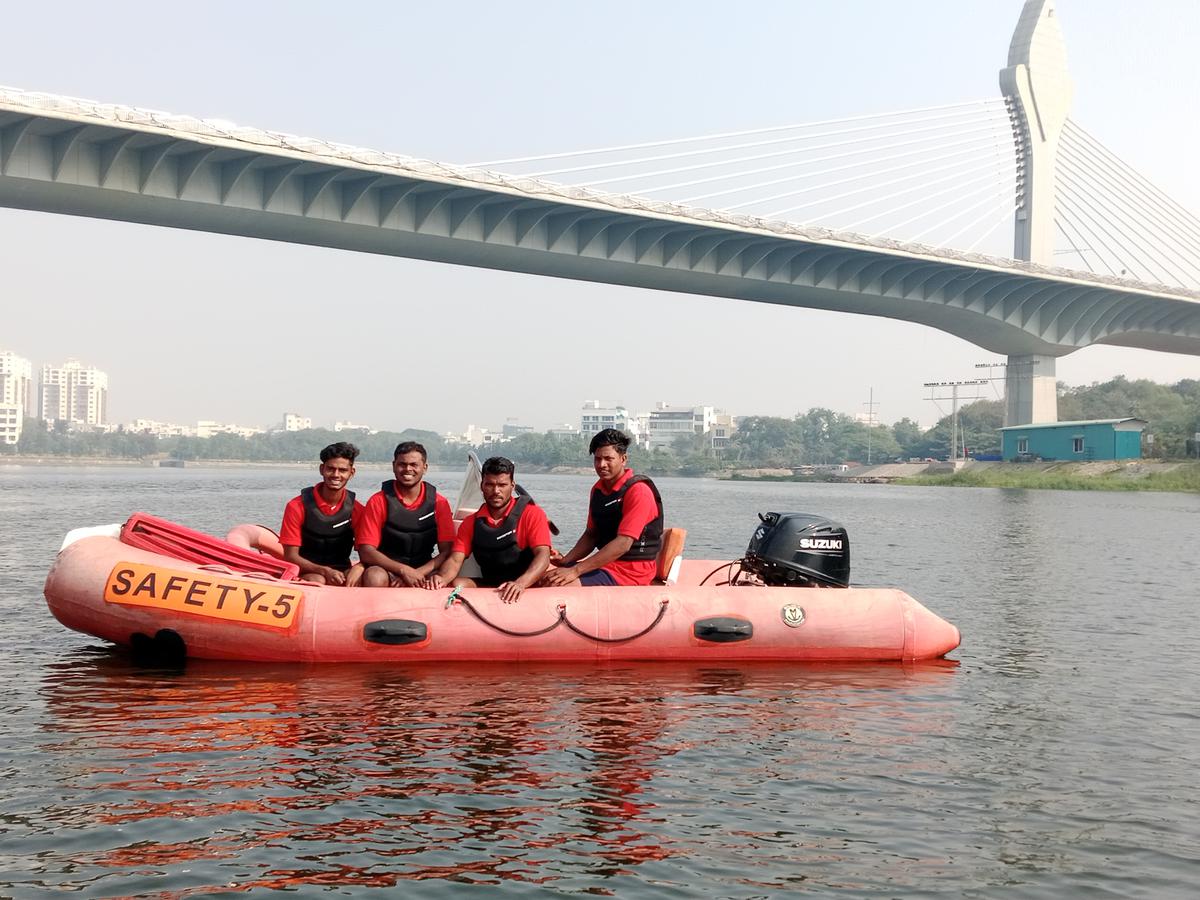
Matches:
[[1057, 144, 1200, 273], [944, 192, 1018, 249], [709, 131, 1006, 216], [836, 152, 1015, 231], [692, 135, 998, 210], [613, 120, 1005, 197], [868, 172, 1012, 243], [1054, 219, 1100, 274], [1056, 163, 1194, 284], [1055, 211, 1119, 277], [907, 181, 1016, 245], [1064, 120, 1200, 239], [823, 155, 1014, 230], [965, 205, 1019, 253], [468, 98, 1001, 167], [1056, 163, 1200, 286], [1056, 135, 1200, 284], [1059, 134, 1200, 263], [1054, 191, 1144, 280], [520, 105, 1005, 180], [840, 166, 1014, 238]]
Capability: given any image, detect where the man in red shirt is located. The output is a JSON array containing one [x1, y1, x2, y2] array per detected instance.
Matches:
[[357, 441, 456, 587], [279, 441, 366, 586], [542, 428, 664, 587], [425, 456, 552, 602]]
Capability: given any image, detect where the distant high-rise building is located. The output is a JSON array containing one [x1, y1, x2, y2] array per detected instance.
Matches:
[[0, 351, 33, 411], [0, 351, 33, 445], [283, 413, 312, 432], [40, 359, 108, 427]]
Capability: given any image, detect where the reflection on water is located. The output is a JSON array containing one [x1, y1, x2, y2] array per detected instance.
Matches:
[[22, 655, 957, 895]]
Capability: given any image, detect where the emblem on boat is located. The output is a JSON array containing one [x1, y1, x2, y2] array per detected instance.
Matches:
[[781, 604, 805, 627]]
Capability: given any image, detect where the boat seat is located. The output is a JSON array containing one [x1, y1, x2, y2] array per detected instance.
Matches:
[[654, 528, 686, 585]]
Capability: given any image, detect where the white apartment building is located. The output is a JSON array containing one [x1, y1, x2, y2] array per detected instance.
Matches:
[[196, 420, 264, 439], [443, 424, 497, 445], [0, 351, 33, 445], [335, 421, 370, 433], [131, 419, 196, 437], [0, 351, 33, 411], [705, 413, 737, 454], [645, 403, 719, 451], [283, 413, 312, 432], [579, 401, 649, 445], [0, 404, 21, 445], [501, 419, 533, 438], [579, 401, 629, 435], [40, 359, 108, 427]]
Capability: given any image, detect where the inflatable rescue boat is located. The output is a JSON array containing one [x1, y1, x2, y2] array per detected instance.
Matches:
[[43, 507, 961, 664]]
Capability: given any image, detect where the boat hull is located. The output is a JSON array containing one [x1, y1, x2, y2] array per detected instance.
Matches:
[[44, 536, 960, 663]]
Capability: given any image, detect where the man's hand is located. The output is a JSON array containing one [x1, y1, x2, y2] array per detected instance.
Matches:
[[323, 566, 347, 586], [540, 565, 580, 587], [344, 564, 364, 588], [497, 581, 525, 603], [423, 572, 446, 591], [395, 565, 423, 588]]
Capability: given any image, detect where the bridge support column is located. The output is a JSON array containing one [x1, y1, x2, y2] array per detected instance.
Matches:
[[1005, 355, 1057, 425]]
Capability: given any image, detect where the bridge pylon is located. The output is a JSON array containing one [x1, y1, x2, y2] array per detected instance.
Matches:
[[1000, 0, 1073, 425]]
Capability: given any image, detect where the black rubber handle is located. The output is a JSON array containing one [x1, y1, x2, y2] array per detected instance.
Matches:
[[693, 616, 754, 643], [363, 619, 428, 645]]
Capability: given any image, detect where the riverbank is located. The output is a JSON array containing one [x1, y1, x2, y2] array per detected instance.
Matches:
[[895, 459, 1200, 492]]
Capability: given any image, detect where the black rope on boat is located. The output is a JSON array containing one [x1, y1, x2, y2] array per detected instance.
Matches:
[[699, 560, 743, 586], [456, 593, 567, 638], [561, 598, 670, 644]]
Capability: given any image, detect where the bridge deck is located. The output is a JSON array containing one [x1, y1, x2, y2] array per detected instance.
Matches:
[[2, 86, 1198, 358]]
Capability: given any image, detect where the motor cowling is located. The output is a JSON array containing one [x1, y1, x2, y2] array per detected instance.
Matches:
[[742, 512, 850, 587]]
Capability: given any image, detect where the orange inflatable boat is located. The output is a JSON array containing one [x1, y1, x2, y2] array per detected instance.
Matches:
[[43, 513, 960, 663]]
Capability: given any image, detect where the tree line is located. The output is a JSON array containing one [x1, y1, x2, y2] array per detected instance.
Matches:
[[5, 377, 1197, 467]]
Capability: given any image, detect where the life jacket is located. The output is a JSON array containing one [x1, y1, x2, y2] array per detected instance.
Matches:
[[377, 481, 439, 566], [299, 486, 356, 569], [589, 474, 664, 562], [471, 494, 534, 585]]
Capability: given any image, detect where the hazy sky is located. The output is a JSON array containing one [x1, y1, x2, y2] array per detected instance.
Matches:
[[3, 0, 1197, 433]]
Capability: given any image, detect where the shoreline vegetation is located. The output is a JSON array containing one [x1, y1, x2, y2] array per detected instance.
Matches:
[[5, 376, 1196, 492], [6, 454, 1198, 493], [895, 459, 1200, 493]]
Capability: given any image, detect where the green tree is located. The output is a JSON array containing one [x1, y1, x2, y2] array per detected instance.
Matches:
[[892, 417, 925, 457]]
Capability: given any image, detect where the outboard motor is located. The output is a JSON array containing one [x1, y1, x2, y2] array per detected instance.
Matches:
[[742, 512, 850, 587]]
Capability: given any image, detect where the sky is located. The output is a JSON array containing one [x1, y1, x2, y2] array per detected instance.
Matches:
[[2, 0, 1197, 433]]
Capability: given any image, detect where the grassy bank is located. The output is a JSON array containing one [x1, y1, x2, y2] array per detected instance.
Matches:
[[898, 460, 1200, 493]]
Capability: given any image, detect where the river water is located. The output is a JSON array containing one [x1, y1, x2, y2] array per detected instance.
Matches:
[[1, 465, 1197, 897]]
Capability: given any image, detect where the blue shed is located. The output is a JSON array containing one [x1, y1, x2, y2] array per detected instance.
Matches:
[[998, 418, 1147, 462]]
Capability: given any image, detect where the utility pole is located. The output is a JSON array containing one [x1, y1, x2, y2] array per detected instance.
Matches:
[[923, 379, 988, 461], [863, 387, 879, 465]]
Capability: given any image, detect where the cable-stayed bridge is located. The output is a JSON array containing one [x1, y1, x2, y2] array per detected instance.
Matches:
[[0, 0, 1196, 426], [478, 105, 1200, 295]]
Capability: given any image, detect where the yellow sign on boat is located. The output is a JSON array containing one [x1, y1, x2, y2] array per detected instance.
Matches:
[[104, 562, 303, 630]]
